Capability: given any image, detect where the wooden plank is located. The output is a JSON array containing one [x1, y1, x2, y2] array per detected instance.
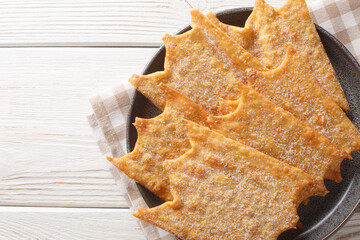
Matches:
[[331, 209, 360, 240], [0, 207, 145, 239], [0, 206, 358, 239], [0, 47, 156, 207], [0, 0, 315, 47]]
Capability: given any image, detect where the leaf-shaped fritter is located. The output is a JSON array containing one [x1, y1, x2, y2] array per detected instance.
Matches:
[[207, 0, 349, 111], [134, 121, 320, 240], [108, 84, 210, 201], [246, 44, 360, 153], [129, 9, 266, 115], [208, 84, 350, 194]]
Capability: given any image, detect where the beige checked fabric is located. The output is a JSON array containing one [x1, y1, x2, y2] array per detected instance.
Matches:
[[309, 0, 360, 60], [87, 0, 360, 239]]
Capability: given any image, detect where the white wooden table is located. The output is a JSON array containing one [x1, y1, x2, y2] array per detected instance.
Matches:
[[0, 0, 359, 239]]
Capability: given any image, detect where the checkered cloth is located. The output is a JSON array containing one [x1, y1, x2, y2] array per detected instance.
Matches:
[[309, 0, 360, 59], [87, 0, 360, 239]]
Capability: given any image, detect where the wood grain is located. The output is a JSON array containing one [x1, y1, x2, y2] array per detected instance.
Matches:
[[0, 47, 156, 207], [331, 211, 360, 240], [0, 0, 315, 47], [0, 207, 145, 239], [0, 206, 358, 239]]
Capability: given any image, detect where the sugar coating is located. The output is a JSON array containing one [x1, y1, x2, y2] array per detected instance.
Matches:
[[209, 84, 350, 194], [246, 45, 360, 153], [108, 84, 209, 201], [134, 121, 318, 240], [123, 2, 360, 237], [129, 9, 265, 116], [207, 0, 349, 111]]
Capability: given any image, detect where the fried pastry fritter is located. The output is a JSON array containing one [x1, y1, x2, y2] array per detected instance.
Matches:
[[209, 84, 350, 194], [207, 0, 349, 111], [129, 9, 266, 115], [246, 45, 360, 153], [108, 84, 209, 201], [134, 121, 320, 240]]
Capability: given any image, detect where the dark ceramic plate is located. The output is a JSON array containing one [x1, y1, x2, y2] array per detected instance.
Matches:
[[127, 8, 360, 240]]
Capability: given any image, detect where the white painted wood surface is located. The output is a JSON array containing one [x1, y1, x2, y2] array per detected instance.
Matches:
[[0, 0, 299, 47], [0, 47, 158, 208], [0, 207, 145, 239], [0, 0, 359, 239]]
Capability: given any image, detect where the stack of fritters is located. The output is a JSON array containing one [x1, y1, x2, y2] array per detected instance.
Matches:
[[108, 0, 360, 239]]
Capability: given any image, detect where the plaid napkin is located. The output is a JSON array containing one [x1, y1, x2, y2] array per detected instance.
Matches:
[[87, 0, 360, 239], [309, 0, 360, 59]]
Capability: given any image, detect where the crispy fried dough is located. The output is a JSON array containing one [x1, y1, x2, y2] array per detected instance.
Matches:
[[134, 121, 319, 240], [209, 84, 350, 194], [246, 45, 360, 153], [278, 0, 348, 110], [207, 0, 349, 111], [129, 9, 265, 115], [108, 84, 209, 201]]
